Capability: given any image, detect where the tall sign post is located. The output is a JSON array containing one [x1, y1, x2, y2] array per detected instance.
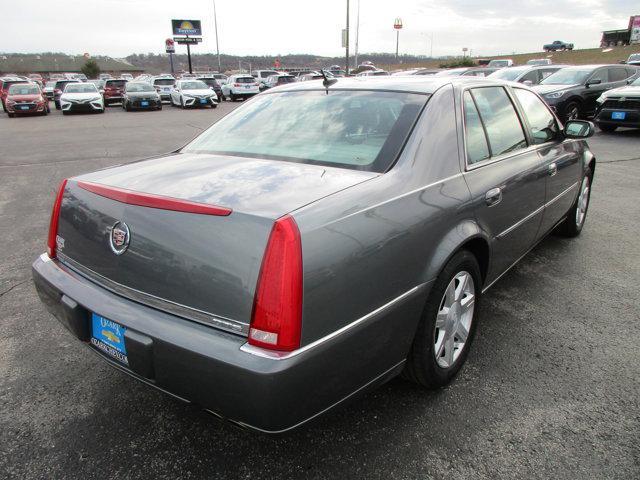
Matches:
[[171, 19, 203, 74], [394, 18, 403, 63], [165, 38, 175, 74], [345, 0, 350, 75], [212, 0, 222, 72]]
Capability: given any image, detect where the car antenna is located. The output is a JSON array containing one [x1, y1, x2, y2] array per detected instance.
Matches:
[[320, 69, 337, 94]]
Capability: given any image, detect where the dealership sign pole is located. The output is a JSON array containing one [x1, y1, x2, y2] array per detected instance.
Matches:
[[394, 18, 403, 63], [165, 38, 175, 75], [171, 19, 203, 75]]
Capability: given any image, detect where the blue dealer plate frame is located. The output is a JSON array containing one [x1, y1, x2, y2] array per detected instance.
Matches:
[[611, 111, 626, 120], [90, 313, 128, 365]]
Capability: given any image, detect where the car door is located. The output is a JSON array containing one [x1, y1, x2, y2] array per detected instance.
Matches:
[[461, 86, 547, 281], [512, 87, 581, 236], [582, 68, 609, 115]]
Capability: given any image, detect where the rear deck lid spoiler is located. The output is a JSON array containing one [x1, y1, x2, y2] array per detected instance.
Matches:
[[77, 181, 232, 216]]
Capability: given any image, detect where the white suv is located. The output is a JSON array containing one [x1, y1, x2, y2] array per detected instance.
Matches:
[[221, 75, 260, 101], [151, 76, 176, 102]]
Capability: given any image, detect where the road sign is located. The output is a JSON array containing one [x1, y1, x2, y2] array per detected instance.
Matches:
[[165, 38, 175, 53], [394, 18, 403, 30], [171, 19, 202, 36], [174, 37, 202, 45]]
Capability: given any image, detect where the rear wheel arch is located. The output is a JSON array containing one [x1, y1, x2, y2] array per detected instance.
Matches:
[[423, 220, 491, 288]]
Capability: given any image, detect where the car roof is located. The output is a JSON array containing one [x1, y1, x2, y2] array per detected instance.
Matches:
[[270, 76, 530, 95]]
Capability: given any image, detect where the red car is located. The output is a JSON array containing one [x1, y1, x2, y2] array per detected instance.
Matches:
[[1, 77, 31, 111], [5, 83, 50, 117], [103, 79, 128, 106]]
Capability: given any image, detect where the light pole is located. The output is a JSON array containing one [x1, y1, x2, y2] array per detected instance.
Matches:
[[394, 18, 403, 63], [345, 0, 350, 75], [212, 0, 221, 72], [354, 0, 360, 67]]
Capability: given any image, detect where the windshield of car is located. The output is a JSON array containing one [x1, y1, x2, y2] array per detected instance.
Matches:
[[105, 80, 127, 88], [489, 67, 528, 81], [65, 83, 98, 93], [127, 83, 154, 92], [628, 54, 640, 61], [183, 90, 427, 172], [489, 61, 509, 67], [540, 68, 592, 85], [45, 81, 56, 88], [234, 77, 255, 84], [8, 84, 39, 95], [180, 80, 208, 90], [154, 78, 175, 86]]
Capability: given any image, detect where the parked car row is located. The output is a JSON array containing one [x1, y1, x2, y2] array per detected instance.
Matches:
[[3, 63, 640, 132]]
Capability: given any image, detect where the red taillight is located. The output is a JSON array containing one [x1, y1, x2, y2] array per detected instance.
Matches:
[[234, 83, 241, 87], [249, 215, 303, 351], [47, 179, 68, 258]]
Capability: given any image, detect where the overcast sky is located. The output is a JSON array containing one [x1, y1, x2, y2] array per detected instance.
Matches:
[[3, 0, 637, 58]]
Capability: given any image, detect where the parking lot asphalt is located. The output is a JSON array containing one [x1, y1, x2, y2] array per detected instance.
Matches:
[[1, 103, 639, 480]]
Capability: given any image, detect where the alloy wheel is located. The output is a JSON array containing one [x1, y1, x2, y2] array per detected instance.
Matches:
[[576, 176, 590, 227], [434, 271, 475, 368]]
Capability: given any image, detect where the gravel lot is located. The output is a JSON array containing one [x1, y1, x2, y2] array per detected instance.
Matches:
[[1, 102, 639, 480]]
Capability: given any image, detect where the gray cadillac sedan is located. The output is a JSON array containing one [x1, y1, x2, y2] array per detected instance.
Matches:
[[32, 76, 595, 433]]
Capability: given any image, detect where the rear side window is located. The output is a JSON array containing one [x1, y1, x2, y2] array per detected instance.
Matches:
[[520, 71, 539, 84], [469, 87, 527, 158], [463, 91, 490, 164], [514, 89, 559, 145], [608, 67, 629, 82]]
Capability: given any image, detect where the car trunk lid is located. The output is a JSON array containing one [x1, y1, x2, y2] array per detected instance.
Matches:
[[56, 153, 376, 334]]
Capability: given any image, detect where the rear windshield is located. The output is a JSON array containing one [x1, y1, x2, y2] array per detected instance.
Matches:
[[55, 81, 77, 89], [45, 81, 56, 87], [126, 83, 154, 92], [259, 71, 278, 77], [489, 67, 529, 81], [180, 80, 208, 90], [65, 83, 98, 93], [105, 80, 127, 88], [153, 78, 175, 86], [9, 84, 39, 95], [277, 76, 295, 84], [183, 90, 427, 172], [235, 77, 255, 84]]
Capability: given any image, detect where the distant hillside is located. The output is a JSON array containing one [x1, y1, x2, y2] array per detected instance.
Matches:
[[125, 45, 639, 74], [124, 52, 435, 74], [381, 45, 640, 70]]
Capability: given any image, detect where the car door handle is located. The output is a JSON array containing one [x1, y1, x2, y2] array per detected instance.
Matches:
[[485, 187, 502, 207], [548, 163, 558, 176]]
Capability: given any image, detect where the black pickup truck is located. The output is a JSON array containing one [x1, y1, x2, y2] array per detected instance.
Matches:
[[543, 40, 574, 51]]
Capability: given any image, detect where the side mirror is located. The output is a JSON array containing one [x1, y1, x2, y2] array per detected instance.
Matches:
[[522, 80, 533, 86], [586, 79, 602, 87], [565, 120, 595, 139]]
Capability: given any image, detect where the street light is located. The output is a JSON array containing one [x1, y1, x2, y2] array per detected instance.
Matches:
[[212, 0, 221, 72], [394, 18, 403, 63]]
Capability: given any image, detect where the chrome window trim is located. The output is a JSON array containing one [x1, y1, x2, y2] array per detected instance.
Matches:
[[240, 284, 423, 360], [56, 253, 249, 336], [496, 180, 579, 239], [461, 85, 531, 171]]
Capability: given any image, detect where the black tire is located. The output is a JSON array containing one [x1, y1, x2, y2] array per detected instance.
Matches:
[[55, 102, 61, 110], [104, 100, 109, 107], [180, 97, 185, 109], [597, 123, 617, 133], [157, 103, 162, 110], [125, 102, 131, 112], [1, 100, 6, 112], [556, 168, 592, 237], [230, 93, 236, 102], [403, 250, 482, 389], [562, 101, 581, 122], [8, 112, 14, 118], [211, 103, 217, 109]]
